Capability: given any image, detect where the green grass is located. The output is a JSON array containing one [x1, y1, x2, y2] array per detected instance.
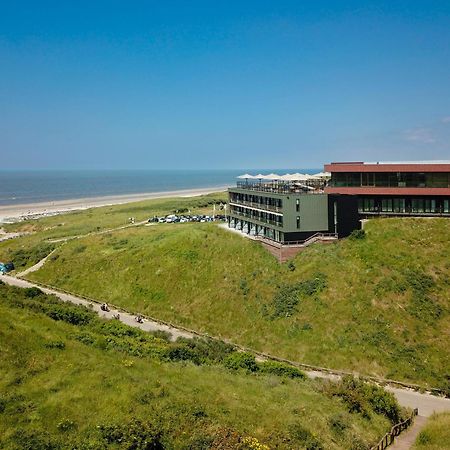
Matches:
[[24, 217, 450, 389], [2, 194, 449, 389], [0, 282, 395, 449], [2, 192, 227, 240], [413, 412, 450, 449]]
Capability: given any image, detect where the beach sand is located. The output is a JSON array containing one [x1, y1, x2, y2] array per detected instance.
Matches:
[[0, 185, 230, 223]]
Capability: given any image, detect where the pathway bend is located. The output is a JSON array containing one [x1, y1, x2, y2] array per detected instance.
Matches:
[[1, 274, 450, 418]]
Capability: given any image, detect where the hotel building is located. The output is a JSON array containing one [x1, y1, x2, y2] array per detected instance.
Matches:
[[325, 161, 450, 217]]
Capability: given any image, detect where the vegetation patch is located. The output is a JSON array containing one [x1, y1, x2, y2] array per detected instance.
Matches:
[[0, 282, 396, 449], [267, 273, 327, 319]]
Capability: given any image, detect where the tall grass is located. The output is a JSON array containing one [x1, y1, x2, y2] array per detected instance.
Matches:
[[26, 218, 450, 388], [0, 282, 393, 449]]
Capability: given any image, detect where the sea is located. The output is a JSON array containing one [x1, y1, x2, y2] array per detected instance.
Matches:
[[0, 169, 320, 206]]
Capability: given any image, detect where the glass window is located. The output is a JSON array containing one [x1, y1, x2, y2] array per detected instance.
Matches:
[[363, 198, 375, 212], [411, 199, 424, 213], [393, 198, 406, 213], [296, 216, 300, 228], [444, 200, 450, 213], [381, 198, 393, 212], [296, 199, 300, 212]]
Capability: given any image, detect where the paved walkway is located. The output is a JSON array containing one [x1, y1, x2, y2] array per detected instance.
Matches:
[[1, 273, 450, 419], [2, 275, 193, 341], [389, 415, 427, 449]]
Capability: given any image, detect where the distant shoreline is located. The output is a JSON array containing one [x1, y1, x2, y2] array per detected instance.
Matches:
[[0, 185, 230, 223]]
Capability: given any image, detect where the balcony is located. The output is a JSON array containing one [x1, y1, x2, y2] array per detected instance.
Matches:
[[229, 199, 282, 213], [235, 181, 324, 194], [229, 209, 283, 227]]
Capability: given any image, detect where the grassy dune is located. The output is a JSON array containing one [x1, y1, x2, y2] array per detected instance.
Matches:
[[0, 282, 394, 449], [2, 192, 227, 239], [26, 217, 450, 389], [413, 412, 450, 449]]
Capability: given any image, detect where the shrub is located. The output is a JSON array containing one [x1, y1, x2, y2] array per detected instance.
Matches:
[[259, 361, 306, 379], [97, 419, 163, 449], [73, 245, 87, 254], [269, 273, 327, 319], [12, 429, 59, 450], [165, 345, 196, 362], [239, 278, 250, 296], [349, 229, 366, 240], [270, 284, 300, 318], [174, 337, 235, 365], [57, 419, 77, 432], [24, 287, 44, 298], [44, 340, 66, 350], [288, 423, 323, 449], [328, 413, 349, 434], [224, 352, 258, 372], [363, 384, 401, 423], [11, 243, 54, 268], [323, 376, 402, 423], [152, 330, 172, 342]]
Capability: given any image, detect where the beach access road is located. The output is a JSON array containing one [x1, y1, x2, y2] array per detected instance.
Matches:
[[1, 273, 450, 418]]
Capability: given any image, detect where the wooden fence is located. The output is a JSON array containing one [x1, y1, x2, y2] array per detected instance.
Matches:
[[370, 408, 419, 450]]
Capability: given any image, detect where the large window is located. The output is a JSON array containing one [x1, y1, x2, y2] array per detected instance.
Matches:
[[363, 198, 375, 212], [330, 172, 450, 188], [381, 198, 393, 212], [393, 198, 406, 213], [411, 199, 425, 213]]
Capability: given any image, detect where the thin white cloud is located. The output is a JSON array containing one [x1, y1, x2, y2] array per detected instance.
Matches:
[[441, 116, 450, 123], [404, 127, 436, 144]]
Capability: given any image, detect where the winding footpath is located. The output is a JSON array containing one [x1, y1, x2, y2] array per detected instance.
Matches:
[[2, 273, 449, 426]]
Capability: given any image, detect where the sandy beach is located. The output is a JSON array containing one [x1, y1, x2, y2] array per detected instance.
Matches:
[[0, 185, 230, 223]]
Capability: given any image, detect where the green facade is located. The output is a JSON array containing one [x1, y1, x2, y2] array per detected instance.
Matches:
[[228, 187, 329, 241]]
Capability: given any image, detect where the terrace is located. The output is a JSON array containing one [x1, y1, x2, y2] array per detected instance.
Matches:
[[233, 172, 330, 194]]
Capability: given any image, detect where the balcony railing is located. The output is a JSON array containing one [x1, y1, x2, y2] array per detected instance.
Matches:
[[235, 181, 324, 194], [229, 209, 283, 227], [229, 199, 282, 213]]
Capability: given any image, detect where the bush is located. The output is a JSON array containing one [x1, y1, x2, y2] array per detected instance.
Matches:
[[259, 361, 305, 379], [349, 229, 366, 240], [97, 419, 163, 449], [44, 340, 66, 350], [239, 278, 250, 296], [363, 384, 401, 423], [323, 376, 402, 423], [174, 337, 235, 365], [224, 352, 258, 372], [11, 243, 54, 268], [12, 429, 59, 450], [165, 345, 197, 362], [328, 413, 349, 434], [269, 273, 327, 319], [57, 419, 77, 432], [288, 423, 323, 449], [24, 287, 44, 298]]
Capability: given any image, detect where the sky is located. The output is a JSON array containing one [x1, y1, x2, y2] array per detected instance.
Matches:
[[1, 1, 449, 170]]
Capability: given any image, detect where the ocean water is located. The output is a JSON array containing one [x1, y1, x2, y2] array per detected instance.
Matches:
[[0, 169, 320, 206]]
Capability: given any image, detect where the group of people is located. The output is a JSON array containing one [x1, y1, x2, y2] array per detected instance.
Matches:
[[100, 302, 143, 323]]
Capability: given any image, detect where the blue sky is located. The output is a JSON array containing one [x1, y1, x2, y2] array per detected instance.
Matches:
[[1, 1, 449, 169]]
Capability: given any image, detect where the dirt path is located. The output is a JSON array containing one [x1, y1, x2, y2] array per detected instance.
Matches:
[[2, 275, 193, 341], [389, 415, 427, 449], [2, 273, 450, 419]]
